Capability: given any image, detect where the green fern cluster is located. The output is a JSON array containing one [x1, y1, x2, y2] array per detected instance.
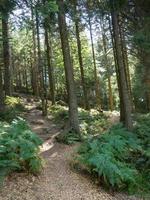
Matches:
[[77, 123, 149, 192], [0, 118, 43, 183]]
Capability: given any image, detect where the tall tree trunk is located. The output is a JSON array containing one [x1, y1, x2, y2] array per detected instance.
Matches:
[[35, 6, 47, 116], [109, 16, 125, 121], [44, 22, 55, 105], [57, 0, 80, 133], [88, 16, 101, 110], [74, 2, 89, 110], [0, 17, 4, 110], [0, 64, 4, 110], [2, 13, 11, 96], [119, 21, 133, 110], [31, 3, 39, 96], [143, 53, 150, 112], [111, 10, 133, 130], [101, 20, 114, 111]]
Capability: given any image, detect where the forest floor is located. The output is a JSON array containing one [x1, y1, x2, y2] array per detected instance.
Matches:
[[0, 98, 142, 200]]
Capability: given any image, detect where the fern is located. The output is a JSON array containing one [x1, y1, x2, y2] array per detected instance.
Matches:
[[0, 118, 43, 183], [77, 124, 146, 191]]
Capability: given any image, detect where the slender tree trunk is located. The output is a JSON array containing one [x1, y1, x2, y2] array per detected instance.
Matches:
[[101, 20, 114, 111], [0, 64, 4, 111], [143, 53, 150, 112], [88, 16, 101, 110], [2, 13, 11, 96], [119, 21, 133, 107], [74, 5, 89, 110], [31, 3, 39, 96], [35, 7, 47, 116], [111, 10, 133, 130], [44, 22, 55, 105], [57, 0, 80, 133]]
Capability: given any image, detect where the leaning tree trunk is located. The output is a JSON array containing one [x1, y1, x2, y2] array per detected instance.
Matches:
[[2, 13, 11, 96], [111, 10, 133, 130], [57, 0, 80, 134]]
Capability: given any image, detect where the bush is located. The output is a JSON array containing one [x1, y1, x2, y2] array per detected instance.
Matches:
[[0, 118, 43, 183]]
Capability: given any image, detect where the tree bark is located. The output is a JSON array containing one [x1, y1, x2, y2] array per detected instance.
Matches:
[[2, 13, 11, 96], [57, 0, 80, 133], [35, 6, 47, 116], [31, 2, 39, 96], [44, 22, 55, 105], [101, 20, 114, 111], [74, 2, 89, 110], [111, 10, 133, 130], [88, 16, 101, 110]]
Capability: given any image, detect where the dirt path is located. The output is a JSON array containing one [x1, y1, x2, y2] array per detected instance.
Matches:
[[0, 101, 142, 200]]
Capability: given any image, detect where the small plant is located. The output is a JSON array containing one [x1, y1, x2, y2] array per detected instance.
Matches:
[[0, 118, 43, 183]]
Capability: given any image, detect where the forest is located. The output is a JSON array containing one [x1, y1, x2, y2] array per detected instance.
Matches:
[[0, 0, 150, 199]]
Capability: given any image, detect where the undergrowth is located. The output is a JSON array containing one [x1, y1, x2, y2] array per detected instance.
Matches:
[[49, 105, 109, 144], [0, 96, 25, 122], [0, 118, 43, 184], [75, 116, 150, 197]]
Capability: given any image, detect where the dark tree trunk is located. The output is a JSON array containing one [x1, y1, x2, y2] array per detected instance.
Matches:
[[57, 0, 80, 133], [2, 13, 11, 96]]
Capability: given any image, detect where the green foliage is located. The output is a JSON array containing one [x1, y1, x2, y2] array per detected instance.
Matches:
[[78, 108, 109, 137], [0, 96, 25, 122], [49, 105, 109, 143], [133, 114, 150, 191], [76, 122, 150, 195], [49, 104, 68, 121], [0, 118, 43, 183]]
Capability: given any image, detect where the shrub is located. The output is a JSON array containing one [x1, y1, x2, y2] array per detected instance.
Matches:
[[0, 118, 43, 183]]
